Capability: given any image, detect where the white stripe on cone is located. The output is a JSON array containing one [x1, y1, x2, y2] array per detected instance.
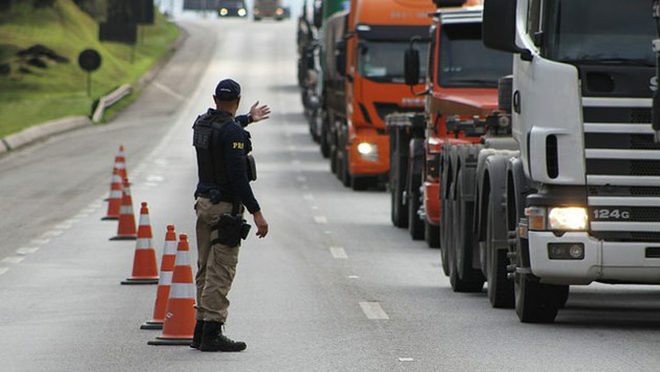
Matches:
[[158, 271, 173, 286], [169, 283, 195, 299], [163, 241, 177, 255], [174, 251, 191, 266], [136, 238, 152, 249], [120, 205, 133, 214]]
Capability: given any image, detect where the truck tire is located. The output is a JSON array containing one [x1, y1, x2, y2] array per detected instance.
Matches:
[[486, 208, 514, 308], [408, 182, 424, 240], [424, 221, 440, 248], [340, 148, 351, 187], [439, 150, 452, 276], [514, 238, 568, 323], [450, 172, 485, 292], [390, 134, 408, 228]]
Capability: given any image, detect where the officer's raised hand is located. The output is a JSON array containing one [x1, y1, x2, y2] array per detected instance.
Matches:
[[249, 101, 271, 123], [253, 210, 269, 238]]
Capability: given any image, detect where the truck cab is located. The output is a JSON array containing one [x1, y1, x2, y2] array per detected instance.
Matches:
[[482, 0, 660, 322], [253, 0, 287, 21], [332, 0, 436, 190]]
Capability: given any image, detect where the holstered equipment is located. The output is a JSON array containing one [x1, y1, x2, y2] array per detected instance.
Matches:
[[246, 155, 257, 182], [211, 201, 251, 247]]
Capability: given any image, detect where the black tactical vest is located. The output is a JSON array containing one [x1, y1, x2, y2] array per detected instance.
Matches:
[[192, 111, 234, 186]]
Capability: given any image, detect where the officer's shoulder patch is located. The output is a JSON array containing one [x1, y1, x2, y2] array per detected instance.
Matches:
[[232, 141, 245, 150]]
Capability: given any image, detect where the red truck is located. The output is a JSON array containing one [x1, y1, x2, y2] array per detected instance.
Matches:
[[387, 0, 511, 253]]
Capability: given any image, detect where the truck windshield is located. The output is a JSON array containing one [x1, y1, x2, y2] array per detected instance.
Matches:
[[543, 0, 655, 66], [358, 41, 429, 83], [439, 22, 512, 88]]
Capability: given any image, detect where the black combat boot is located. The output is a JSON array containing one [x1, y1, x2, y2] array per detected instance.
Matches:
[[199, 321, 247, 352], [190, 320, 205, 349]]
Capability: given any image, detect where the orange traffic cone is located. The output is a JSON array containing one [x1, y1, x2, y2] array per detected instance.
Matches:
[[101, 167, 123, 220], [115, 144, 128, 180], [148, 234, 196, 345], [110, 177, 137, 241], [141, 225, 178, 329], [121, 202, 159, 285]]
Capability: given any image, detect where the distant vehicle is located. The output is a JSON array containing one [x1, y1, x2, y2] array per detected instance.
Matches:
[[253, 0, 289, 21], [217, 0, 248, 17]]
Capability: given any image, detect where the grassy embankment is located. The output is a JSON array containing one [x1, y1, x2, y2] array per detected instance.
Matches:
[[0, 0, 179, 137]]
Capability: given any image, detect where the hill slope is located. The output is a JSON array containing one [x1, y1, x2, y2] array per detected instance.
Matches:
[[0, 0, 179, 136]]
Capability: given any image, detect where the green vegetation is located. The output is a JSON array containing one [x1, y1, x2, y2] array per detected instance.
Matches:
[[0, 0, 179, 137]]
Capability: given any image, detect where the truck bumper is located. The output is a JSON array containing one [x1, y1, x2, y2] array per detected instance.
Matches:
[[348, 131, 389, 176], [423, 182, 440, 225], [528, 231, 660, 285]]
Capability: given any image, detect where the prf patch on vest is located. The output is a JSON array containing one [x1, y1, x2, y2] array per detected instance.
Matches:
[[232, 142, 245, 150]]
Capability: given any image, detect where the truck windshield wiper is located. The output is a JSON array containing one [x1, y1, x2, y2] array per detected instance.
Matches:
[[561, 58, 655, 67]]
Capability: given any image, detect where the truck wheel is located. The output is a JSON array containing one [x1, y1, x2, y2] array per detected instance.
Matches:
[[424, 221, 440, 248], [450, 173, 484, 292], [341, 149, 351, 187], [439, 180, 451, 276], [486, 211, 514, 308], [390, 147, 408, 228], [320, 116, 330, 158], [514, 247, 568, 323], [408, 187, 424, 240]]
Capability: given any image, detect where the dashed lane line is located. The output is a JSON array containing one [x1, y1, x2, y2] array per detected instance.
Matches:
[[30, 239, 50, 246], [359, 302, 389, 320], [329, 246, 348, 259], [16, 247, 39, 255], [41, 230, 63, 239], [398, 358, 414, 362], [313, 216, 328, 224], [311, 206, 319, 210], [0, 267, 8, 276], [2, 256, 25, 264], [296, 176, 307, 182], [303, 194, 314, 201], [347, 275, 360, 279]]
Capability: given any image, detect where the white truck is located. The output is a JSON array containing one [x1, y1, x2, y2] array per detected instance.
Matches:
[[471, 0, 659, 323]]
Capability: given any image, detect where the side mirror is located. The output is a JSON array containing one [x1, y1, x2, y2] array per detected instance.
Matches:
[[313, 2, 323, 29], [335, 39, 347, 76], [483, 0, 531, 59], [404, 45, 420, 86]]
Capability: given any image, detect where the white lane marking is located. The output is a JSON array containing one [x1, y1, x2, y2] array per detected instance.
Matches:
[[152, 81, 187, 101], [329, 246, 348, 259], [303, 194, 314, 201], [143, 182, 159, 188], [0, 267, 8, 276], [147, 175, 164, 182], [31, 238, 50, 245], [398, 358, 414, 362], [287, 145, 295, 151], [41, 230, 63, 238], [302, 185, 309, 190], [2, 256, 25, 264], [55, 221, 73, 230], [311, 206, 319, 210], [16, 247, 39, 255], [324, 230, 332, 234], [348, 275, 360, 279], [81, 208, 96, 214], [359, 302, 389, 320], [292, 160, 301, 166], [313, 216, 327, 224], [296, 176, 307, 182]]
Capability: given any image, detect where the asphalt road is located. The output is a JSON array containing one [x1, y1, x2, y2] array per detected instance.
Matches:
[[1, 19, 660, 372]]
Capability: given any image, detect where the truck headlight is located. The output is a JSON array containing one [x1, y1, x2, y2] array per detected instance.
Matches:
[[238, 8, 246, 16], [276, 8, 284, 15], [219, 8, 228, 15], [548, 207, 588, 230], [357, 142, 378, 161]]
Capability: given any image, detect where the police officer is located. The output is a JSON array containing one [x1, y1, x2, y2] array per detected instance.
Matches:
[[191, 79, 269, 352]]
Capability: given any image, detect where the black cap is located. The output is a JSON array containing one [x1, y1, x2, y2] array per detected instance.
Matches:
[[214, 79, 241, 101]]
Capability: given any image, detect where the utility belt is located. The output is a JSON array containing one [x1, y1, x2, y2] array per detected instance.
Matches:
[[195, 190, 251, 247]]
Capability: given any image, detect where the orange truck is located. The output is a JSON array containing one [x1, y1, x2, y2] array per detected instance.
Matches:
[[329, 0, 436, 190]]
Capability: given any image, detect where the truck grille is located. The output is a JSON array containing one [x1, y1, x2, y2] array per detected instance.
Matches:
[[582, 97, 660, 240]]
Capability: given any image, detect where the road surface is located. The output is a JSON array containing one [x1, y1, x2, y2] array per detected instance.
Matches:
[[1, 19, 660, 372]]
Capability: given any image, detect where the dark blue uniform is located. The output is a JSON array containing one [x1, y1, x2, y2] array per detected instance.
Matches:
[[194, 109, 260, 214]]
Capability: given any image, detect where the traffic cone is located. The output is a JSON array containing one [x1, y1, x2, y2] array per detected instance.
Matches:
[[110, 177, 137, 241], [148, 234, 196, 345], [121, 202, 159, 285], [101, 167, 123, 220], [141, 225, 178, 329], [115, 144, 128, 180]]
